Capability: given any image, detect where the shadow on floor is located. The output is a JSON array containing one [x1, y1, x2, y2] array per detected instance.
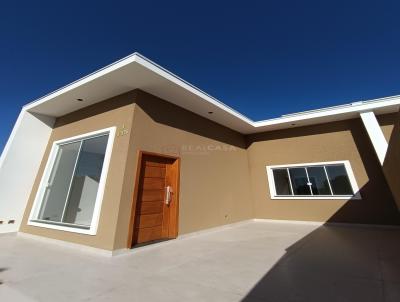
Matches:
[[0, 268, 8, 285], [241, 178, 400, 302], [242, 223, 400, 302], [242, 117, 400, 301], [132, 238, 171, 248]]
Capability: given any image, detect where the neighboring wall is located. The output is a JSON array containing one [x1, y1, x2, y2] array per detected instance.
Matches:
[[20, 92, 137, 250], [112, 90, 253, 249], [382, 110, 400, 210], [246, 117, 400, 225]]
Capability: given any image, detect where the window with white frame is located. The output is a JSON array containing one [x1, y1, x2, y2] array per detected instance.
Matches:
[[266, 161, 360, 199], [29, 127, 115, 235]]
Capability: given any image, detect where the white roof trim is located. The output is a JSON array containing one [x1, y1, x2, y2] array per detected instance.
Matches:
[[23, 52, 400, 134], [132, 54, 254, 124], [24, 53, 139, 110], [253, 96, 400, 128]]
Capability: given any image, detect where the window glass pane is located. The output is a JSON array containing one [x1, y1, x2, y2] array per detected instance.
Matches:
[[307, 166, 332, 195], [38, 142, 81, 222], [63, 135, 109, 226], [288, 168, 311, 195], [326, 164, 353, 195], [273, 169, 292, 195]]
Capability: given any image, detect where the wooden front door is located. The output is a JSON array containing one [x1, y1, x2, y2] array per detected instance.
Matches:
[[129, 152, 180, 247]]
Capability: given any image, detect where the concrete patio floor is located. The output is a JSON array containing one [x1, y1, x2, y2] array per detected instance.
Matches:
[[0, 220, 400, 301]]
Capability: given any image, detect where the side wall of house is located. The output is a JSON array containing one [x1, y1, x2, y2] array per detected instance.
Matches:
[[246, 116, 400, 225], [112, 90, 254, 249], [19, 92, 137, 250]]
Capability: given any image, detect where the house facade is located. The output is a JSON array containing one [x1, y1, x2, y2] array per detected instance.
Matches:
[[1, 53, 399, 253]]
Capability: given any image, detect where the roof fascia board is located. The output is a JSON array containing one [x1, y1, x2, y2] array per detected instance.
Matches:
[[21, 52, 400, 133], [253, 97, 400, 128], [23, 53, 139, 111], [23, 52, 255, 126], [133, 54, 255, 125]]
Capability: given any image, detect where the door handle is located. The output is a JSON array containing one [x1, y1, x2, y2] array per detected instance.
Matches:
[[165, 186, 173, 205]]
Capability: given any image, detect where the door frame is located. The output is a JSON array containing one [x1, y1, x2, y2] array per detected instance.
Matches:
[[127, 150, 180, 248]]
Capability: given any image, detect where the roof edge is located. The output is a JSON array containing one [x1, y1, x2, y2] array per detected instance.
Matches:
[[253, 95, 400, 128], [21, 52, 400, 132]]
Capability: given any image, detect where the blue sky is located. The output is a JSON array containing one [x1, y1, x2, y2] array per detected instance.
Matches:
[[1, 0, 400, 152]]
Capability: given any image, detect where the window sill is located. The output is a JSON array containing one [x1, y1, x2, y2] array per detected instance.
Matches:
[[28, 220, 96, 235], [270, 194, 361, 200]]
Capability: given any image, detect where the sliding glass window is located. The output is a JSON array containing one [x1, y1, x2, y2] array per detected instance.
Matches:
[[30, 128, 114, 233], [269, 162, 357, 198]]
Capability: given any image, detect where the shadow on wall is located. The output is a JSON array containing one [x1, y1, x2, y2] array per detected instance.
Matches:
[[248, 117, 400, 225], [0, 268, 8, 285], [54, 90, 138, 128], [54, 89, 247, 148], [241, 117, 400, 301], [382, 110, 400, 211], [134, 90, 247, 148], [326, 117, 400, 225]]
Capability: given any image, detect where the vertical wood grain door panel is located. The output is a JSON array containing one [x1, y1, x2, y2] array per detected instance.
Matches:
[[129, 152, 180, 247]]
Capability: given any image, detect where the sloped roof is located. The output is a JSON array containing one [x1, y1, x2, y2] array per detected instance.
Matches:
[[25, 53, 400, 134]]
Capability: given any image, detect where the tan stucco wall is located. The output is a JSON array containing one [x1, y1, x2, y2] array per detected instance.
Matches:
[[246, 118, 400, 225], [19, 88, 400, 251], [20, 90, 254, 250], [20, 92, 137, 250], [382, 110, 400, 210], [112, 91, 254, 249]]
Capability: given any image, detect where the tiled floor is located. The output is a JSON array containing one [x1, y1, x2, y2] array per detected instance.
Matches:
[[1, 220, 400, 301]]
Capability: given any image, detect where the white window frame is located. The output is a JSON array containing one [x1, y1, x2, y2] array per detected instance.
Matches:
[[266, 160, 361, 200], [28, 127, 116, 235]]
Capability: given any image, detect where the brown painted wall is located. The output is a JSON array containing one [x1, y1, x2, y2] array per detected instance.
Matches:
[[246, 117, 400, 225], [383, 110, 400, 210], [112, 91, 254, 249], [20, 92, 138, 250]]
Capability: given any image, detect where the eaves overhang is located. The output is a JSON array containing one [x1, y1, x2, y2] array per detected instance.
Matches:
[[24, 53, 400, 134]]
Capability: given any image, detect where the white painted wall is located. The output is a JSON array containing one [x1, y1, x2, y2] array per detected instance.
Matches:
[[360, 111, 389, 165], [0, 110, 54, 233]]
